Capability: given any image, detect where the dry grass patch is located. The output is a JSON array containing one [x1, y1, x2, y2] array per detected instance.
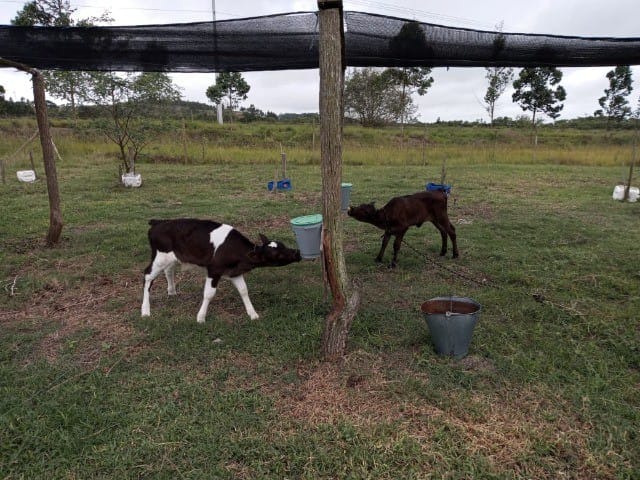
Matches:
[[1, 256, 142, 367], [264, 350, 603, 479]]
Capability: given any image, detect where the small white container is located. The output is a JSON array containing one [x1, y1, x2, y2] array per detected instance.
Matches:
[[122, 173, 142, 187], [16, 170, 36, 183], [612, 185, 639, 202]]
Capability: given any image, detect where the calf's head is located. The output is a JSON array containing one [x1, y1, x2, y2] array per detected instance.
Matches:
[[249, 234, 302, 266], [347, 202, 377, 223]]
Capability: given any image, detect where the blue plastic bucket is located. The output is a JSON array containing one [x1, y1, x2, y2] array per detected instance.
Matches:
[[426, 182, 451, 195], [268, 178, 292, 191], [290, 214, 322, 259]]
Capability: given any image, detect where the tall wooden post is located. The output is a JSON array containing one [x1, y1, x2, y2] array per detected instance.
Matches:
[[32, 69, 64, 245], [318, 0, 359, 361], [1, 58, 64, 245]]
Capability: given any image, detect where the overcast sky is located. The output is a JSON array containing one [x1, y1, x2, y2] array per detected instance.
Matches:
[[1, 0, 639, 122]]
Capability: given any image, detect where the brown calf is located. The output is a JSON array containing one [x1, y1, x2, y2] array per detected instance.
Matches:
[[348, 191, 458, 268]]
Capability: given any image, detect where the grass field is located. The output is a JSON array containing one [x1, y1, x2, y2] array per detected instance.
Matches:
[[1, 123, 639, 478]]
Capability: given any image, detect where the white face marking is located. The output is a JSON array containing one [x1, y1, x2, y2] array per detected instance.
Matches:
[[209, 224, 234, 250], [268, 241, 278, 248]]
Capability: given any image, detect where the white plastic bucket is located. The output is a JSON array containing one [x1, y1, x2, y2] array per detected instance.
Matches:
[[612, 185, 639, 202], [16, 170, 36, 183], [122, 173, 142, 187]]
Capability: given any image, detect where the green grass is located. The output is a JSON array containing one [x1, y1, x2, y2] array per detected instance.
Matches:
[[2, 118, 639, 170], [1, 135, 639, 478]]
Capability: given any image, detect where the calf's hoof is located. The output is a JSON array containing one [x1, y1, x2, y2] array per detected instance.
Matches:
[[196, 316, 206, 324], [375, 257, 383, 263], [388, 262, 397, 269]]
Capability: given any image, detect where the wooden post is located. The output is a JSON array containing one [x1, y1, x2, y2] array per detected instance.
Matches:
[[29, 151, 37, 176], [281, 149, 287, 179], [318, 0, 360, 361], [624, 135, 637, 202], [32, 69, 63, 246], [1, 58, 64, 244], [182, 119, 188, 164]]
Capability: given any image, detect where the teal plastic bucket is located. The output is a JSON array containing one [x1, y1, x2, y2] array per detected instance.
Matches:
[[421, 296, 481, 358], [290, 214, 323, 259], [341, 183, 352, 212]]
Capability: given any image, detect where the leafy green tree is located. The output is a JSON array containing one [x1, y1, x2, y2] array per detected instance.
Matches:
[[206, 72, 250, 121], [344, 68, 410, 127], [483, 25, 514, 124], [512, 67, 566, 125], [11, 1, 112, 118], [239, 104, 277, 122], [484, 66, 514, 124], [11, 0, 74, 26], [0, 84, 5, 101], [386, 67, 433, 136], [594, 65, 633, 127], [82, 72, 182, 172]]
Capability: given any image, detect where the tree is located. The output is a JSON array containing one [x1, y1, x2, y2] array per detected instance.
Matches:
[[83, 72, 182, 172], [512, 67, 566, 125], [594, 65, 633, 128], [386, 67, 433, 139], [483, 25, 514, 124], [344, 68, 403, 127], [11, 1, 112, 118], [11, 0, 74, 26], [205, 72, 250, 121], [0, 84, 5, 101]]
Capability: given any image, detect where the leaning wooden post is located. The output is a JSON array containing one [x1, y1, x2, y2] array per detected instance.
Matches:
[[1, 58, 64, 244], [32, 69, 64, 245], [318, 0, 360, 361]]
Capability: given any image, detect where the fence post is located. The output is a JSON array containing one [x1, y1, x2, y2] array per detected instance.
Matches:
[[32, 69, 63, 245], [318, 0, 359, 361]]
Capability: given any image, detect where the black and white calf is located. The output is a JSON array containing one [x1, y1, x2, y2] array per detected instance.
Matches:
[[141, 219, 301, 323]]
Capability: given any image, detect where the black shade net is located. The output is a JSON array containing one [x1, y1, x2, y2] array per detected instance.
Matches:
[[1, 11, 639, 72]]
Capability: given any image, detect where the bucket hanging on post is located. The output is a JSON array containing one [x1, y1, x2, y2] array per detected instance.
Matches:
[[290, 214, 323, 259], [340, 182, 352, 211]]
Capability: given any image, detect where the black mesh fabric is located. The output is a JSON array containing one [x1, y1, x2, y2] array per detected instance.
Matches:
[[1, 11, 639, 72], [345, 12, 640, 68]]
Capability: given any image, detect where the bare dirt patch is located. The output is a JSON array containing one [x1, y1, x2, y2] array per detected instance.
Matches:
[[2, 260, 142, 367]]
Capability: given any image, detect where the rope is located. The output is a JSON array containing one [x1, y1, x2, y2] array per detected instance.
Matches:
[[401, 238, 586, 318]]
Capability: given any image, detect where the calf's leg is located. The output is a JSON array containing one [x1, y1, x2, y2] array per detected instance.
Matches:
[[390, 229, 407, 268], [376, 232, 392, 263], [142, 251, 178, 317], [229, 275, 259, 320], [165, 262, 178, 295], [432, 222, 448, 256], [447, 222, 459, 258], [196, 272, 221, 324]]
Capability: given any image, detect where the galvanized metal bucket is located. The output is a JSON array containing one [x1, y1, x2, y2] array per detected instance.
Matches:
[[421, 296, 481, 358]]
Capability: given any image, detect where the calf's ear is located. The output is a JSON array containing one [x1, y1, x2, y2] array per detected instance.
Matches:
[[259, 233, 269, 245]]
